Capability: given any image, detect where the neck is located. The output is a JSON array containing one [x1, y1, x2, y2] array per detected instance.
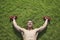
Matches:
[[27, 27, 33, 30]]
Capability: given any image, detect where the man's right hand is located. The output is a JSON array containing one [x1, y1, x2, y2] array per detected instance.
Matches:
[[9, 16, 17, 21]]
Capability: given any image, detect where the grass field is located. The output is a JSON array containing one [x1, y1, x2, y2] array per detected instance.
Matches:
[[0, 0, 60, 40]]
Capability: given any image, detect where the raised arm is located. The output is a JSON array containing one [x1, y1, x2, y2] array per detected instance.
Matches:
[[35, 16, 51, 32], [10, 16, 25, 32], [13, 19, 25, 32]]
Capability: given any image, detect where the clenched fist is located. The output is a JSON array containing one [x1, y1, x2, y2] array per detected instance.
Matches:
[[9, 16, 17, 21], [43, 16, 51, 22]]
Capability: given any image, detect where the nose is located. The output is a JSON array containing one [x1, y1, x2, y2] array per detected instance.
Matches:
[[29, 23, 32, 25]]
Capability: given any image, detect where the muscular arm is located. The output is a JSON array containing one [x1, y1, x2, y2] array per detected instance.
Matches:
[[35, 19, 48, 32], [12, 19, 25, 32]]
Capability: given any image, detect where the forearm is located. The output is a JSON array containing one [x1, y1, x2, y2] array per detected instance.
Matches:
[[42, 19, 48, 27], [13, 19, 18, 27]]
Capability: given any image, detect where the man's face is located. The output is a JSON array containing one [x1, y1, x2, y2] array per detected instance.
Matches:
[[27, 20, 33, 28]]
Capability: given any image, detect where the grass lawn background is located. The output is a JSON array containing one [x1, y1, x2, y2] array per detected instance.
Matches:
[[0, 0, 60, 40]]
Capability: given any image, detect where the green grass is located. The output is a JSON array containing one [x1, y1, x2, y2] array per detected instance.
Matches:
[[0, 0, 60, 40]]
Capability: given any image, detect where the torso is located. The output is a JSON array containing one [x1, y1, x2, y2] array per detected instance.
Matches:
[[21, 29, 38, 40]]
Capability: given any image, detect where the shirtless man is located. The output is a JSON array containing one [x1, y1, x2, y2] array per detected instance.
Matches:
[[10, 16, 51, 40]]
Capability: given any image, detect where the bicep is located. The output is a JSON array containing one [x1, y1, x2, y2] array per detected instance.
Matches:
[[13, 25, 25, 32], [35, 20, 48, 32]]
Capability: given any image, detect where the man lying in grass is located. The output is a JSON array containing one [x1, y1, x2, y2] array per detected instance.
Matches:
[[10, 16, 51, 40]]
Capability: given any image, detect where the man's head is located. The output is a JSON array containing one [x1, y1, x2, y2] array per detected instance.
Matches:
[[27, 20, 33, 29]]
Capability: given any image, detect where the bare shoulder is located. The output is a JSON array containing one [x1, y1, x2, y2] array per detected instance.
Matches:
[[33, 28, 38, 31]]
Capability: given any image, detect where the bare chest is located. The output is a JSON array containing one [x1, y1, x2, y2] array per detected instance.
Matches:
[[21, 30, 38, 40], [24, 30, 36, 36]]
